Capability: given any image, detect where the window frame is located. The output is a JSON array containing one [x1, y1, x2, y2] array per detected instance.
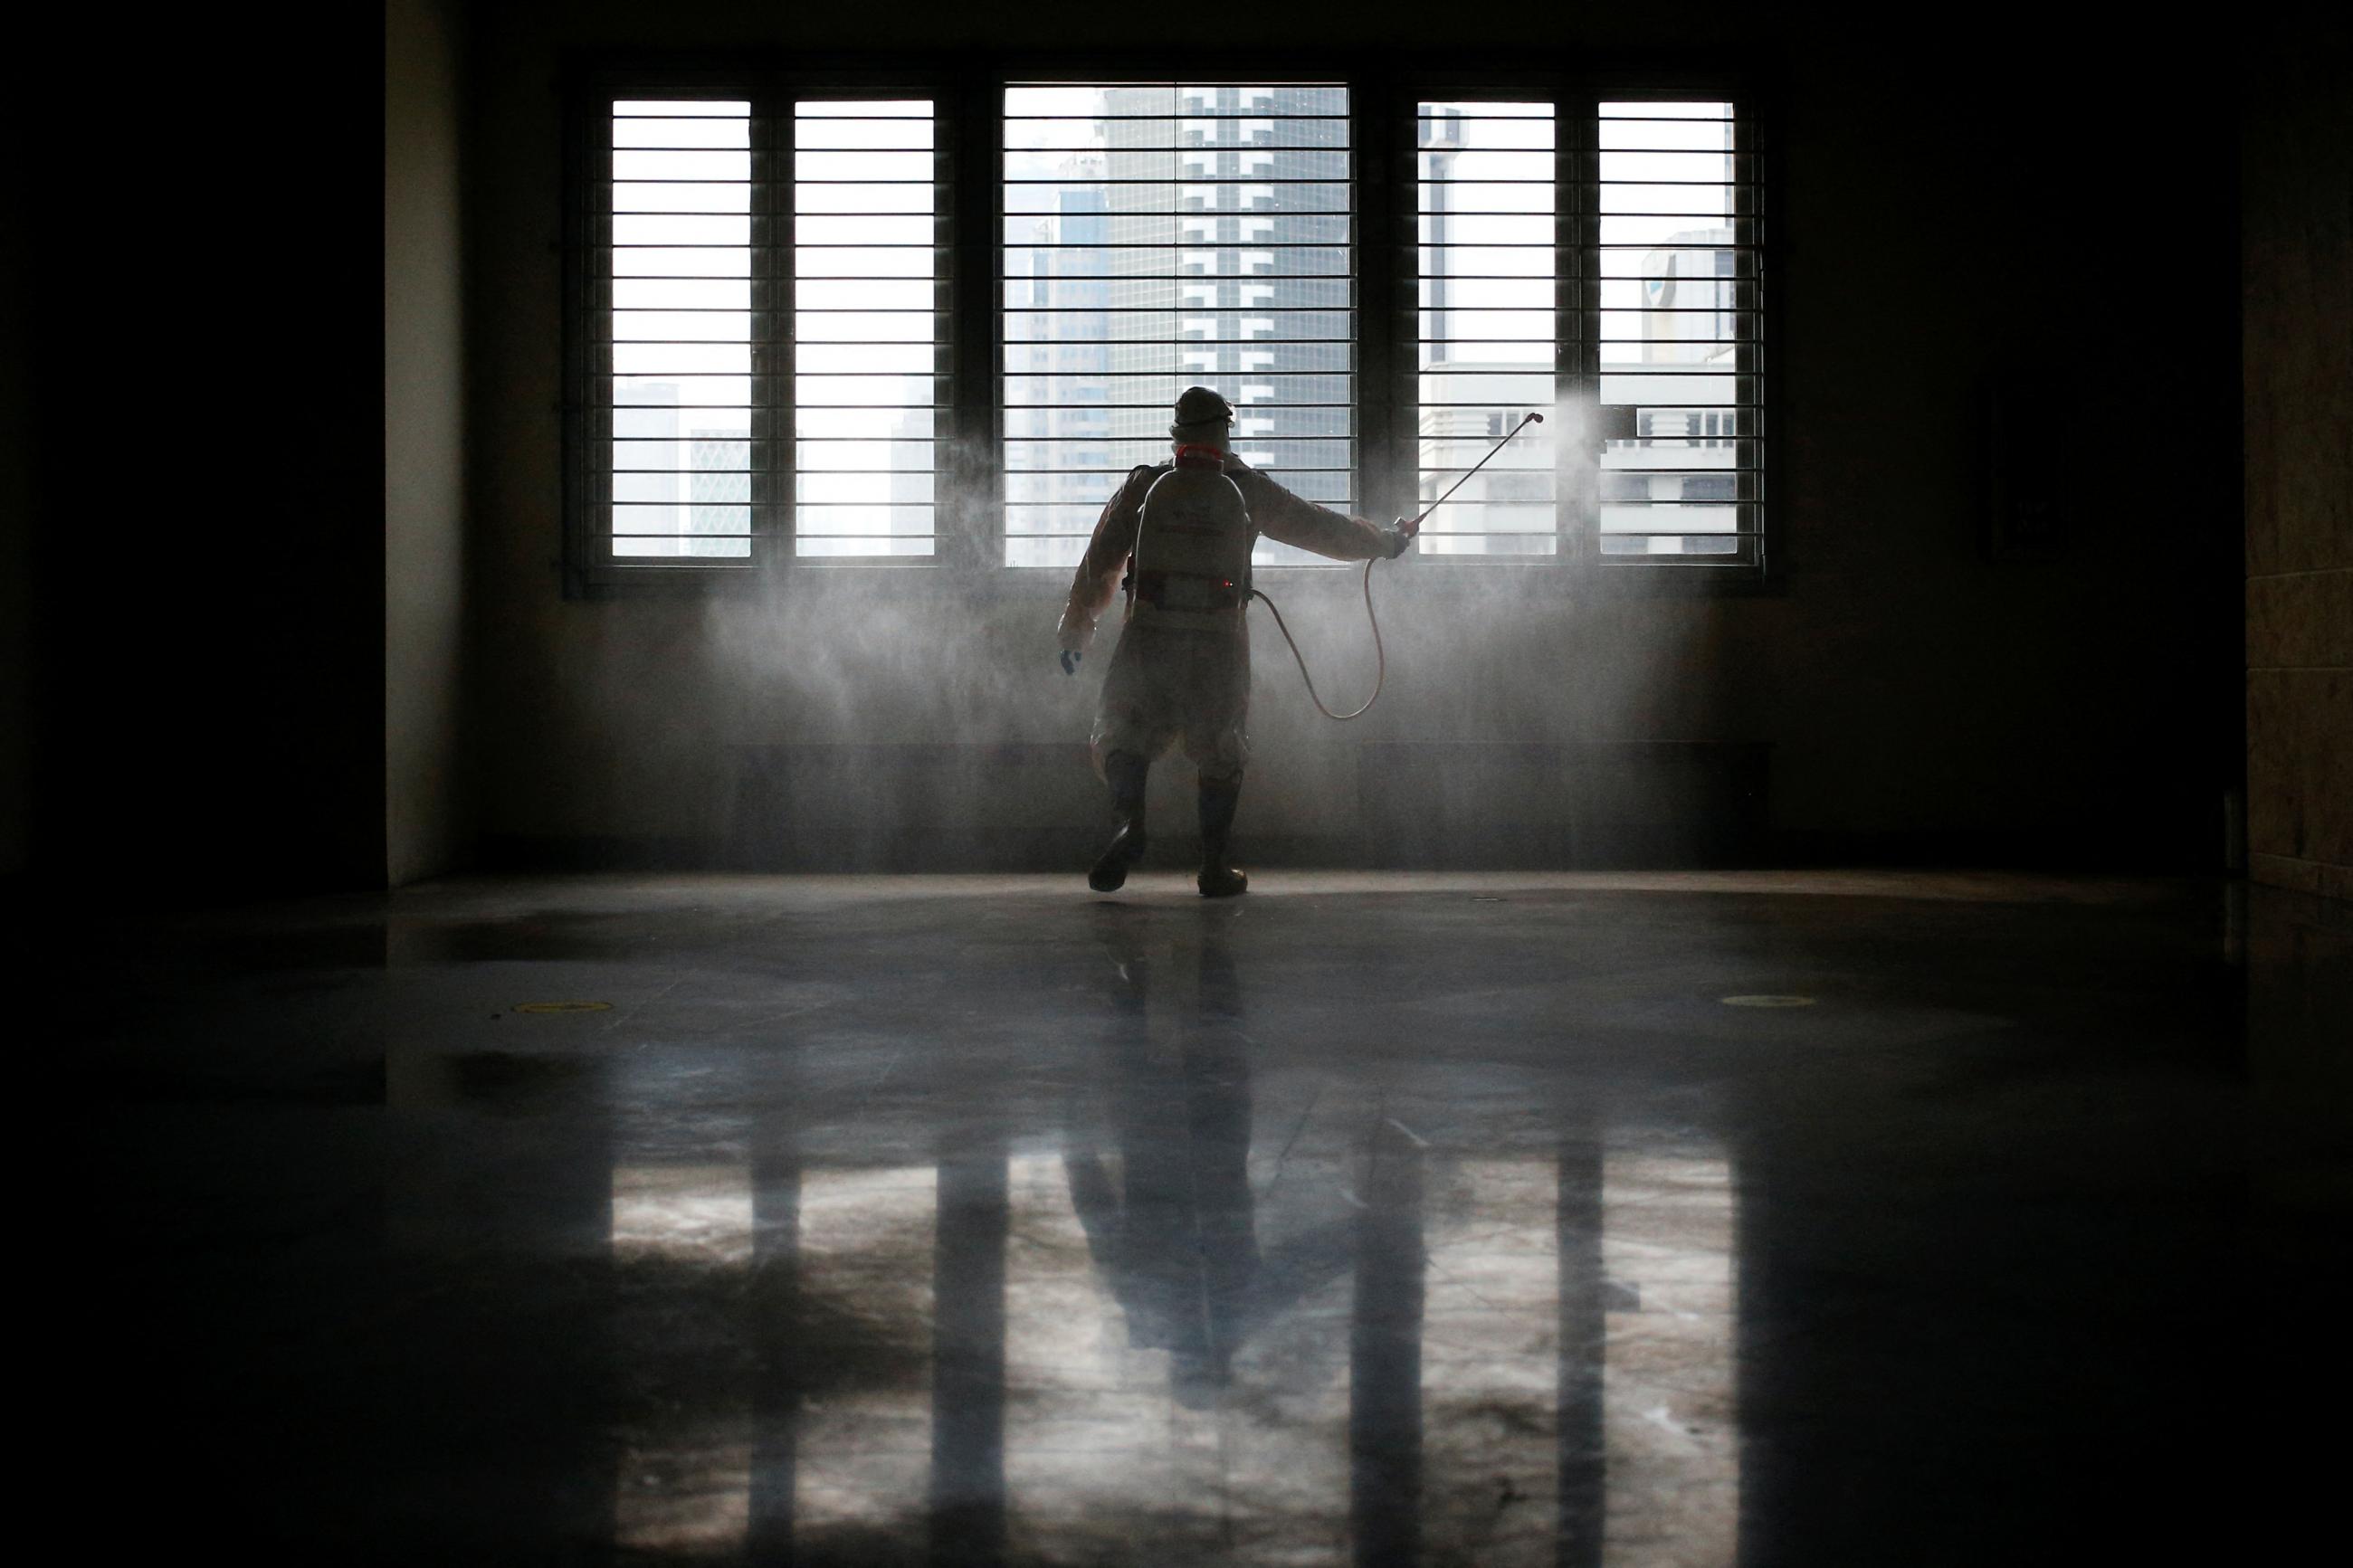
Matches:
[[561, 54, 1777, 598]]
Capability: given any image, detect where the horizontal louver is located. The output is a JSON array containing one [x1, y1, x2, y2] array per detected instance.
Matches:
[[1415, 100, 1559, 556], [795, 100, 944, 558], [1595, 100, 1760, 562], [608, 100, 757, 560], [570, 77, 1766, 585]]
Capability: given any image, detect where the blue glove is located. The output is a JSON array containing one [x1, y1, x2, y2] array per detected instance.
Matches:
[[1060, 649, 1082, 676]]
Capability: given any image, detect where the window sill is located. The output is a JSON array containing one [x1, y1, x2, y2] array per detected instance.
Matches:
[[565, 556, 1783, 604]]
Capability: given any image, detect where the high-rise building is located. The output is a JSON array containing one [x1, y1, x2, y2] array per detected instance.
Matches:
[[1114, 84, 1349, 565], [1004, 157, 1111, 566], [1005, 84, 1351, 567]]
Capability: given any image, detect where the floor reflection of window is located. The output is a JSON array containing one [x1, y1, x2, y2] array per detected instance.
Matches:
[[610, 1164, 756, 1554], [1003, 1150, 1352, 1557], [793, 1164, 938, 1544], [612, 1163, 757, 1264], [1003, 1152, 1205, 1553], [1422, 1156, 1559, 1564], [1223, 1262, 1352, 1563], [607, 1162, 942, 1557], [1601, 1147, 1739, 1567]]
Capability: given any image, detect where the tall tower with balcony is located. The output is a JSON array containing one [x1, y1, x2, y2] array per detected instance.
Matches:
[[1102, 84, 1352, 543]]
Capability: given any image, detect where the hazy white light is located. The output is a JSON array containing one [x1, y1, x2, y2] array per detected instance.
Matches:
[[1602, 1145, 1739, 1567], [610, 1162, 757, 1553], [794, 1164, 938, 1532], [610, 1163, 756, 1265], [1421, 1156, 1561, 1562]]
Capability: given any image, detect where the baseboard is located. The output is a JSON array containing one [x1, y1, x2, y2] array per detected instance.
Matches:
[[477, 833, 723, 873]]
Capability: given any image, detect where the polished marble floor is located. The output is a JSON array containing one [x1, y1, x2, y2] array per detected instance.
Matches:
[[59, 871, 2349, 1563]]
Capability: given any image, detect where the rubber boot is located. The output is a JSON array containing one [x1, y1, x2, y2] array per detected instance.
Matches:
[[1196, 775, 1248, 898], [1089, 752, 1151, 892]]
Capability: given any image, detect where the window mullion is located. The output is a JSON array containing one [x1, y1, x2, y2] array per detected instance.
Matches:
[[1354, 77, 1396, 544], [1394, 82, 1420, 546], [1563, 86, 1594, 565], [567, 90, 613, 587], [756, 92, 790, 566], [1739, 98, 1767, 577], [947, 80, 1000, 575], [1353, 76, 1398, 537]]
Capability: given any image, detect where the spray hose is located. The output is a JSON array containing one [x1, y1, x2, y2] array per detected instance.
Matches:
[[1250, 561, 1386, 722], [1247, 410, 1544, 723]]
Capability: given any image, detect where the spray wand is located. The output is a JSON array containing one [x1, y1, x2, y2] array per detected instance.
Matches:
[[1253, 411, 1545, 721]]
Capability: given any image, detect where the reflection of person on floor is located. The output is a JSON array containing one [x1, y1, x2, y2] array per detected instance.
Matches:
[[1066, 910, 1258, 1405], [1068, 908, 1364, 1408]]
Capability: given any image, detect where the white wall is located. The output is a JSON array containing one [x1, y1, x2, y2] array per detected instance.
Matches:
[[386, 0, 470, 883]]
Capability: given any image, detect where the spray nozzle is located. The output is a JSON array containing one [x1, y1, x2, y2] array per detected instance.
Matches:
[[1417, 411, 1548, 526]]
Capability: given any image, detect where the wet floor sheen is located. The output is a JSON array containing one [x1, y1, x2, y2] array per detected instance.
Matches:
[[62, 872, 2349, 1563]]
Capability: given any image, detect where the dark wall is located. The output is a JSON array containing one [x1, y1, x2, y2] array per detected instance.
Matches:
[[20, 16, 387, 897], [2243, 17, 2353, 900], [1, 136, 29, 881], [460, 4, 2243, 873]]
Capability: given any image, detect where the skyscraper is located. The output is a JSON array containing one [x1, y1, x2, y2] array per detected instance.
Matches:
[[1003, 156, 1111, 567], [1005, 84, 1352, 567]]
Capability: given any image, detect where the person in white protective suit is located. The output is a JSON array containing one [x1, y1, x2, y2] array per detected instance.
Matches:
[[1056, 386, 1421, 897]]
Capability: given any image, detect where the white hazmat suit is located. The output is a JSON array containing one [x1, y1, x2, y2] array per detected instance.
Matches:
[[1057, 400, 1409, 896]]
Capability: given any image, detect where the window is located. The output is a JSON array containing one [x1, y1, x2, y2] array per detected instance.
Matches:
[[1002, 83, 1353, 569], [573, 88, 948, 582], [566, 69, 1766, 590], [1596, 100, 1760, 562], [606, 99, 756, 562], [793, 100, 943, 559], [1415, 100, 1558, 556]]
